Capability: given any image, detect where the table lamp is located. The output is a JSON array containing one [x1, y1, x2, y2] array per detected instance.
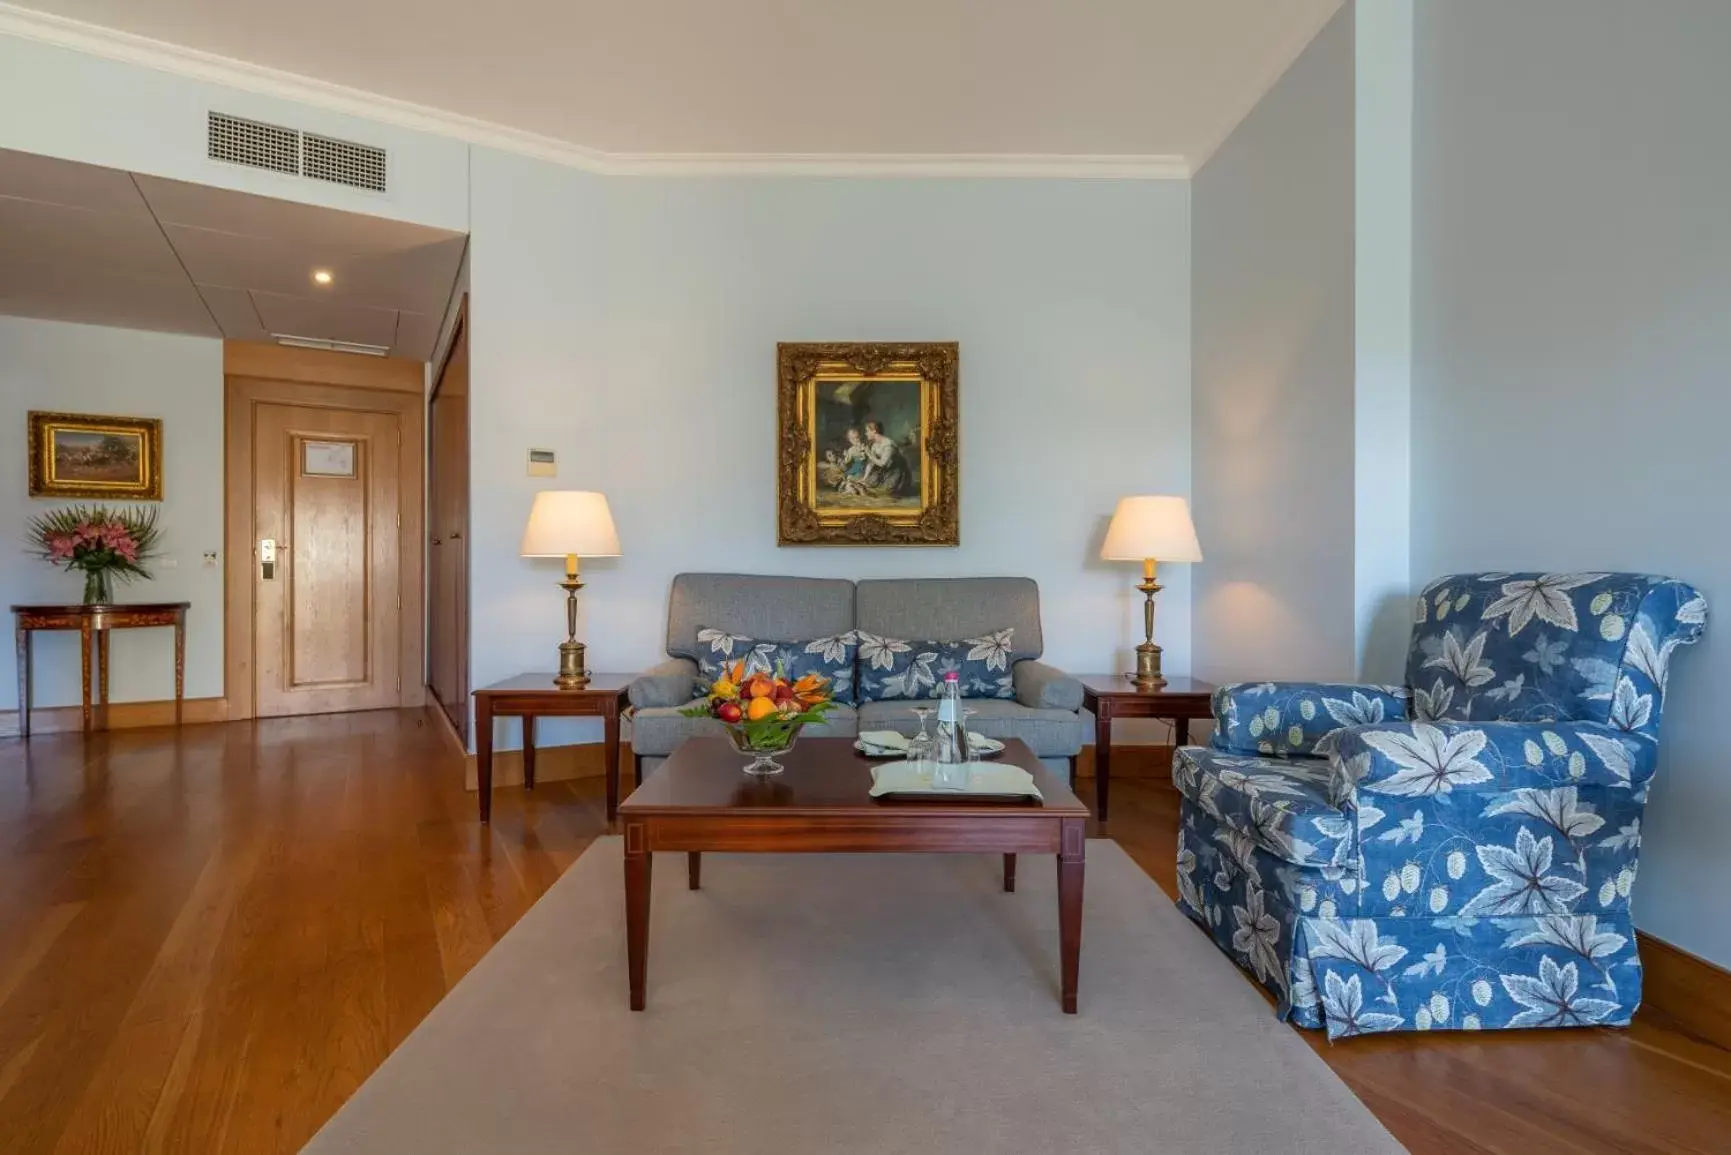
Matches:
[[520, 490, 621, 689], [1101, 495, 1202, 689]]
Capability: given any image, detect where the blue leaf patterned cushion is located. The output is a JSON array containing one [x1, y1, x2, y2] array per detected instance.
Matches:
[[856, 628, 1016, 702], [692, 627, 858, 705]]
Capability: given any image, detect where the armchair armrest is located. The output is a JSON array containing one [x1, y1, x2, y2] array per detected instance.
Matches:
[[1013, 660, 1083, 711], [1338, 720, 1657, 797], [627, 657, 699, 709], [1212, 682, 1410, 757]]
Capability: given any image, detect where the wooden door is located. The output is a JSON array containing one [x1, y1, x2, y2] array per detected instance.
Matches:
[[427, 310, 470, 738], [224, 344, 424, 722], [251, 403, 403, 717]]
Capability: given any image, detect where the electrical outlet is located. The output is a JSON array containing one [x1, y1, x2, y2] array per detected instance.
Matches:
[[202, 551, 220, 567]]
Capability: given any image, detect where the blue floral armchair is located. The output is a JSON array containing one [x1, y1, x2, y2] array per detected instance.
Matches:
[[1173, 573, 1706, 1039]]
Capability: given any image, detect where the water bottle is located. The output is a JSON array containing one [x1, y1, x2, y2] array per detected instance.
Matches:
[[932, 672, 971, 789]]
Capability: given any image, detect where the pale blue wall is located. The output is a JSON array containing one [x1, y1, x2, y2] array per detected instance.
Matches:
[[1412, 0, 1731, 966], [467, 152, 1195, 750], [1191, 5, 1357, 684]]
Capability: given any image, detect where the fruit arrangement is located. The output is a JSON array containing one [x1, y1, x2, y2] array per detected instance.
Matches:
[[681, 661, 836, 751]]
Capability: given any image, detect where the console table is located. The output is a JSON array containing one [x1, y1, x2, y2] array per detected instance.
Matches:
[[11, 602, 190, 736]]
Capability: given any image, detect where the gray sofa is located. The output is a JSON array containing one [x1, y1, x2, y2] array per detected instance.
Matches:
[[627, 573, 1087, 782]]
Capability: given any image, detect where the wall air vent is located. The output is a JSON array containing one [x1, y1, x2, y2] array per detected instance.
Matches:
[[207, 112, 388, 194], [208, 112, 299, 176], [304, 133, 388, 193]]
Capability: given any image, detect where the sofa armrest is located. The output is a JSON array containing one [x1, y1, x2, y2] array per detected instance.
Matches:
[[1212, 681, 1410, 757], [1337, 720, 1657, 797], [628, 657, 699, 709], [1013, 660, 1083, 711]]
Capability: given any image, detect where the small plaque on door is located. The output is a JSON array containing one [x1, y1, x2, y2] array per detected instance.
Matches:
[[303, 440, 357, 477]]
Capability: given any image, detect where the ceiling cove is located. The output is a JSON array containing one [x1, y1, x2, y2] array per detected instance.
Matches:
[[0, 1, 1345, 179]]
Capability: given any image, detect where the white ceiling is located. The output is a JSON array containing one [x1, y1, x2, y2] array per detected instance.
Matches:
[[7, 0, 1344, 166], [0, 147, 466, 357]]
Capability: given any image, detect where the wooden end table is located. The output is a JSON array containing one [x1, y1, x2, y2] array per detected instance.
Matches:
[[12, 602, 190, 736], [472, 673, 632, 824], [1078, 674, 1216, 823], [617, 736, 1090, 1013]]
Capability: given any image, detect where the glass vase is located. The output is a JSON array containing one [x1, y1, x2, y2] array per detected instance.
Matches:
[[722, 723, 804, 776], [82, 568, 113, 605]]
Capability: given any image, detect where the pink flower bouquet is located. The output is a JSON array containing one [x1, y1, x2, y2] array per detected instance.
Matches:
[[27, 504, 162, 604]]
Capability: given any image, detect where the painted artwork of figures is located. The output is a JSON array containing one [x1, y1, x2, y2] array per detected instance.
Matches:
[[813, 378, 923, 510], [778, 341, 957, 546]]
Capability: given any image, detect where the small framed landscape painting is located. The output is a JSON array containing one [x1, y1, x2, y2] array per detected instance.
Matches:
[[28, 411, 163, 500], [777, 342, 959, 546]]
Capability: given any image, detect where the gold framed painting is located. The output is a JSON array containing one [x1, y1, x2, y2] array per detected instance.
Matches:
[[28, 411, 163, 500], [777, 342, 958, 546]]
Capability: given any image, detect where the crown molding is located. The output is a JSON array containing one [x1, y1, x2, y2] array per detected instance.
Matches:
[[0, 3, 1190, 180]]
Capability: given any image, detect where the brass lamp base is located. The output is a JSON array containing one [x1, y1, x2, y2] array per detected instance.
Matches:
[[554, 639, 590, 689], [1129, 642, 1166, 689], [1125, 561, 1167, 690], [551, 566, 590, 689]]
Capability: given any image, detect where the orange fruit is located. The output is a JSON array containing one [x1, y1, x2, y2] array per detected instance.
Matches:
[[746, 696, 779, 721]]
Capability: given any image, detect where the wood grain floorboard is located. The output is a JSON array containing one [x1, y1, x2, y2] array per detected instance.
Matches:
[[0, 708, 1726, 1154]]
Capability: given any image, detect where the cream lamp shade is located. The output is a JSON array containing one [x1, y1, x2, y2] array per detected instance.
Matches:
[[1100, 495, 1202, 563], [520, 491, 621, 558]]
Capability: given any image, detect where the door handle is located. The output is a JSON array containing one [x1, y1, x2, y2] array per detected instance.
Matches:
[[260, 538, 277, 580]]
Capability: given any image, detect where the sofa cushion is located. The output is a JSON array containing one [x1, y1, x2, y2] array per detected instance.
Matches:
[[855, 578, 1043, 661], [664, 574, 855, 662], [693, 628, 859, 704], [856, 698, 1084, 759], [630, 703, 859, 757], [855, 629, 1016, 702], [1171, 747, 1352, 869]]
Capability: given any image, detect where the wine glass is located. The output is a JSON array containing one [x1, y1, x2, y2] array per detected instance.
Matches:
[[962, 707, 982, 761], [907, 705, 934, 770]]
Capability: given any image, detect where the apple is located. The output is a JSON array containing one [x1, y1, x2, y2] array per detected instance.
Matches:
[[716, 700, 743, 723]]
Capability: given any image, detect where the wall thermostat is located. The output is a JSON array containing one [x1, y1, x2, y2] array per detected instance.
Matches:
[[527, 448, 557, 477]]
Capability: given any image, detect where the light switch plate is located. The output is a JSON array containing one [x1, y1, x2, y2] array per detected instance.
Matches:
[[527, 448, 556, 478]]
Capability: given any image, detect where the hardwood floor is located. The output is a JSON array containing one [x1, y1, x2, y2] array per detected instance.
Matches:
[[1, 709, 1727, 1153]]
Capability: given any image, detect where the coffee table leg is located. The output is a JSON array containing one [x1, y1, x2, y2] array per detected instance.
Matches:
[[1057, 818, 1085, 1014], [1003, 853, 1016, 893], [688, 852, 701, 890], [626, 827, 652, 1011]]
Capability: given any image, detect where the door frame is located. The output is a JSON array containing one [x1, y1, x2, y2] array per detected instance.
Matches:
[[426, 298, 470, 738], [223, 342, 427, 721]]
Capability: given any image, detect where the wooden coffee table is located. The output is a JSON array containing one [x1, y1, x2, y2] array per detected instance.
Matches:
[[617, 736, 1091, 1013]]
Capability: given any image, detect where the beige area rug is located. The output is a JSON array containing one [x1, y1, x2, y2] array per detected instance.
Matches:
[[303, 839, 1404, 1154]]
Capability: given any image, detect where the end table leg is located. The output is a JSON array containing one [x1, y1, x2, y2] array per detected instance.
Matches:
[[14, 626, 29, 740], [688, 852, 701, 890], [173, 613, 186, 726], [604, 700, 622, 822], [1003, 853, 1016, 893], [80, 619, 93, 734], [1057, 818, 1086, 1014], [1175, 717, 1190, 747], [1093, 704, 1112, 823], [625, 826, 652, 1010], [476, 697, 494, 824], [521, 715, 537, 790], [97, 629, 109, 730]]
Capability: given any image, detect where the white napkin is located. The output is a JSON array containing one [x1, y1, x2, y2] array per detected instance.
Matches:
[[868, 760, 1043, 799], [857, 730, 910, 753]]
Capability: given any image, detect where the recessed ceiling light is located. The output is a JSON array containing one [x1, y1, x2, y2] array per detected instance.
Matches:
[[312, 269, 334, 285]]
